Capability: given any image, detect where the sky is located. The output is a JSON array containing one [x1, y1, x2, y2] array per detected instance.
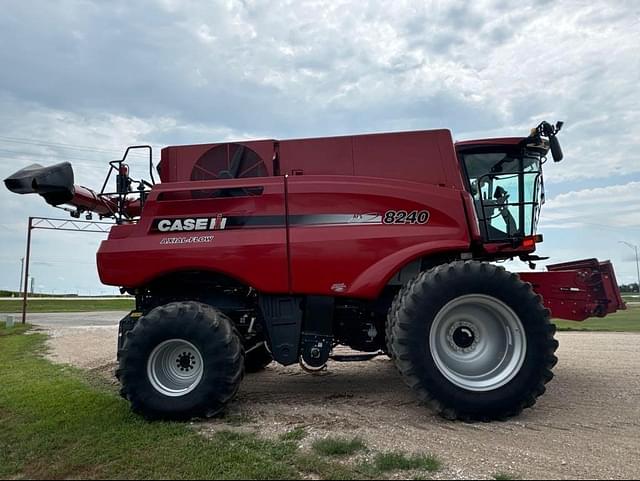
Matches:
[[0, 0, 639, 294]]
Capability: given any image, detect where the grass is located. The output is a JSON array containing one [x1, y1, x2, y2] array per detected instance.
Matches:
[[0, 324, 300, 479], [554, 304, 640, 332], [312, 437, 367, 457], [279, 427, 307, 442], [224, 413, 255, 426], [0, 298, 134, 313], [294, 453, 360, 480], [0, 290, 125, 298], [296, 451, 441, 480], [0, 324, 443, 480]]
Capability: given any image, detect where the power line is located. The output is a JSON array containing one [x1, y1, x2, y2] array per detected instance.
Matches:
[[0, 147, 152, 165], [0, 147, 116, 164], [0, 155, 155, 176], [0, 134, 150, 156], [0, 259, 96, 266]]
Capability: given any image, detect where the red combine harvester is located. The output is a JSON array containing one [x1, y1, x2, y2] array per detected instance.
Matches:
[[5, 121, 625, 421]]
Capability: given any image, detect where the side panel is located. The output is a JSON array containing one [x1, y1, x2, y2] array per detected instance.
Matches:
[[286, 176, 471, 299], [276, 129, 464, 188], [97, 177, 289, 293], [352, 130, 450, 186], [159, 140, 276, 183], [279, 136, 354, 176]]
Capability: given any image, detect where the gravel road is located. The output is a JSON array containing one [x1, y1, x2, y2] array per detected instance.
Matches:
[[20, 311, 640, 480]]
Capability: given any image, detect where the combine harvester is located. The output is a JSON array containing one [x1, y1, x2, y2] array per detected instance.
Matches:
[[5, 121, 625, 421]]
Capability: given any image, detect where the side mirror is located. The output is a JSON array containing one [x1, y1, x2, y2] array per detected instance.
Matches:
[[550, 135, 563, 162], [530, 120, 564, 162]]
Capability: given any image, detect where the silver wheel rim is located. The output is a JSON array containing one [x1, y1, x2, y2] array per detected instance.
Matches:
[[429, 294, 527, 392], [147, 339, 204, 397]]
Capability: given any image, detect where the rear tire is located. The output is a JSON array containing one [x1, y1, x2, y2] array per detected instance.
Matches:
[[387, 261, 558, 421], [117, 301, 244, 420]]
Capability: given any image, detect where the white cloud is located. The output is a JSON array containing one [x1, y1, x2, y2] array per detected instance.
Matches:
[[541, 182, 640, 229], [0, 0, 639, 292]]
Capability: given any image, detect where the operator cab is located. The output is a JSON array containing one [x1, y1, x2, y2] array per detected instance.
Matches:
[[457, 121, 563, 244]]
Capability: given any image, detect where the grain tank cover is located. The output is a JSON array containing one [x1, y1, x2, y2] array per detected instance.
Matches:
[[158, 129, 464, 189]]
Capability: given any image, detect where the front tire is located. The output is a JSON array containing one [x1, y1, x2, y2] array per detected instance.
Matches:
[[387, 261, 558, 421], [118, 301, 244, 420]]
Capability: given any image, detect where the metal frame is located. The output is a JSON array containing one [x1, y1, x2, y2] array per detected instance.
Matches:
[[99, 145, 154, 223], [475, 166, 543, 242], [21, 216, 114, 324]]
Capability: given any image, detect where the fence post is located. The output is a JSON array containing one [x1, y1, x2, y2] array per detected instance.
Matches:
[[22, 217, 33, 325]]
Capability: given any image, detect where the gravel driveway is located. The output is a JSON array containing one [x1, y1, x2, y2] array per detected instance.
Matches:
[[22, 311, 640, 480]]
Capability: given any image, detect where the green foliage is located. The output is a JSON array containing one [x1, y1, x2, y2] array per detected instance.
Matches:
[[0, 298, 135, 313], [554, 305, 640, 332], [312, 437, 367, 457], [279, 427, 307, 442], [294, 453, 359, 480], [0, 328, 299, 480]]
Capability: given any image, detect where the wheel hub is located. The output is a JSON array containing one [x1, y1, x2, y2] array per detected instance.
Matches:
[[447, 321, 480, 353], [147, 339, 204, 397], [429, 294, 527, 392], [176, 352, 196, 372]]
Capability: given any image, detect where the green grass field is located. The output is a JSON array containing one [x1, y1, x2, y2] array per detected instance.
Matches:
[[0, 298, 134, 313], [0, 325, 441, 480], [553, 304, 640, 332]]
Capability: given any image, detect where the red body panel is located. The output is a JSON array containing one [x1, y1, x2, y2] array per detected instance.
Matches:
[[99, 129, 475, 298], [286, 176, 470, 298], [159, 129, 466, 189], [98, 177, 289, 293], [519, 259, 627, 321], [160, 140, 276, 182], [455, 137, 523, 150], [97, 174, 472, 299]]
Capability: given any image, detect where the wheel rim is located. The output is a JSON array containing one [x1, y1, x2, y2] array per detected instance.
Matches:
[[147, 339, 204, 397], [429, 294, 527, 392]]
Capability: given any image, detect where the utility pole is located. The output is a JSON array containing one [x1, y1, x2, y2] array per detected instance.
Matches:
[[19, 257, 24, 296], [619, 241, 640, 293], [22, 217, 33, 323]]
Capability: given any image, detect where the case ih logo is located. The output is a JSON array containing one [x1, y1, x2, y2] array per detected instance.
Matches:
[[154, 216, 227, 232]]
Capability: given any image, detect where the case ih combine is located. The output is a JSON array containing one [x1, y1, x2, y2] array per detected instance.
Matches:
[[5, 121, 625, 421]]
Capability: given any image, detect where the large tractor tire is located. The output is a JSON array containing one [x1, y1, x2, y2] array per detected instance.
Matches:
[[117, 301, 244, 421], [244, 342, 273, 373], [387, 261, 558, 421]]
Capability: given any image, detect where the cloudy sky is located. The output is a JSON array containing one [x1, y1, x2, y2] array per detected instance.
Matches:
[[0, 0, 639, 294]]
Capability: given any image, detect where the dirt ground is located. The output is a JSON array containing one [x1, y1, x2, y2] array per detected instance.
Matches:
[[44, 324, 640, 480]]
